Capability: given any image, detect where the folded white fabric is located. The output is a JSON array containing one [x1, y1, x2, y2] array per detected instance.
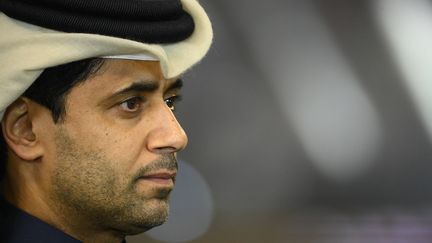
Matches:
[[0, 0, 213, 119]]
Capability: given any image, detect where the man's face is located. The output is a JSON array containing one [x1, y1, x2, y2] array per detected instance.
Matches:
[[37, 60, 188, 234]]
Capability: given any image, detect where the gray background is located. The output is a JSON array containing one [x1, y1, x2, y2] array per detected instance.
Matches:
[[129, 0, 432, 242]]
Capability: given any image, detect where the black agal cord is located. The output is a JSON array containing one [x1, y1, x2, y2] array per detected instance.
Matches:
[[0, 0, 195, 43]]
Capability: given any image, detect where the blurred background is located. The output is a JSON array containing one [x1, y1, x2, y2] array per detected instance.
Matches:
[[129, 0, 432, 242]]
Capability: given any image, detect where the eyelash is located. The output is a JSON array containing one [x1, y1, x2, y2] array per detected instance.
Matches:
[[165, 95, 182, 112], [118, 95, 182, 113]]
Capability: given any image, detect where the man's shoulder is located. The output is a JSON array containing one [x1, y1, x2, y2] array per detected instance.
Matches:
[[0, 198, 81, 243]]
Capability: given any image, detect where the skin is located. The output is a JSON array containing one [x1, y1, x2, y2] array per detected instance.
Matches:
[[1, 60, 188, 243]]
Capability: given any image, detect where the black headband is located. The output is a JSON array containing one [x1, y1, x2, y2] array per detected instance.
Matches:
[[0, 0, 195, 43]]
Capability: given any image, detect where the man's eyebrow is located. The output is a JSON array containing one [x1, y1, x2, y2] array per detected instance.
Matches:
[[166, 78, 183, 91], [110, 78, 182, 98], [112, 81, 160, 96]]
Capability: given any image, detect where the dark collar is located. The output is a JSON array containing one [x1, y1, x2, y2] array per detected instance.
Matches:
[[0, 198, 81, 243], [0, 199, 80, 243]]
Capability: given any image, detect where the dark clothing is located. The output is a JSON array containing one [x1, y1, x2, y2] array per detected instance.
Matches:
[[0, 199, 80, 243]]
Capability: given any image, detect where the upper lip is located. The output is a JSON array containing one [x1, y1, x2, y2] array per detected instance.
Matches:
[[140, 171, 176, 179]]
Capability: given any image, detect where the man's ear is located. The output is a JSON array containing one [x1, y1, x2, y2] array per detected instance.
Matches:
[[1, 98, 43, 161]]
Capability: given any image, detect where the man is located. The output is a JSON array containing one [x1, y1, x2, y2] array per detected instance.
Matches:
[[0, 0, 212, 242]]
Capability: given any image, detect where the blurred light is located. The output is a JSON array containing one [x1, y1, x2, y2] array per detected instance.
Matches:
[[244, 1, 383, 182], [373, 0, 432, 145], [288, 76, 383, 182], [128, 160, 214, 243]]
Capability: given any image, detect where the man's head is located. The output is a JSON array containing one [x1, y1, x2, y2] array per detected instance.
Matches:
[[2, 59, 188, 234], [0, 0, 211, 240]]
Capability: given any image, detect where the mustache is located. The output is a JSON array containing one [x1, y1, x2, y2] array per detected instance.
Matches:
[[132, 154, 178, 180]]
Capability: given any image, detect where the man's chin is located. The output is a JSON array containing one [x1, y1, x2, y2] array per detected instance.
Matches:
[[122, 214, 169, 235], [121, 199, 170, 234], [125, 219, 166, 235]]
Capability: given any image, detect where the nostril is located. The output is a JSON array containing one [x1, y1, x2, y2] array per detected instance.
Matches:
[[152, 146, 179, 154]]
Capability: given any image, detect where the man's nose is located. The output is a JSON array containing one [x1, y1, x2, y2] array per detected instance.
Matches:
[[146, 104, 188, 154]]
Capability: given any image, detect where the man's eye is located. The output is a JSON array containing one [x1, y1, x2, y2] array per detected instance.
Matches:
[[164, 95, 182, 112], [119, 97, 143, 112]]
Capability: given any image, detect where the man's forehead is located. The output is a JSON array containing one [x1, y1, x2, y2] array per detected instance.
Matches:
[[100, 59, 164, 78]]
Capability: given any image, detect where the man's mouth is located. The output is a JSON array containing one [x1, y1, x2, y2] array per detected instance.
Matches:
[[139, 171, 176, 186]]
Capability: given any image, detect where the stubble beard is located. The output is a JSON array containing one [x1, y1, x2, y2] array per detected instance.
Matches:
[[48, 128, 177, 235]]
